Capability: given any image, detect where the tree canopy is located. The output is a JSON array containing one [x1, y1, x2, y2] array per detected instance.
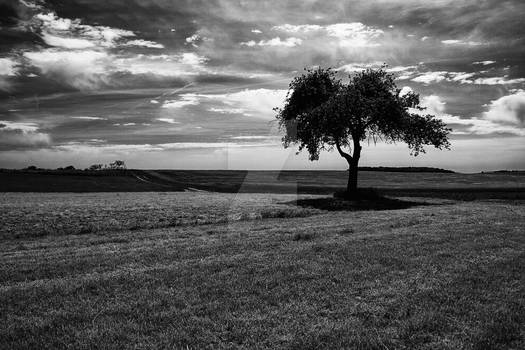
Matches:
[[275, 66, 451, 196]]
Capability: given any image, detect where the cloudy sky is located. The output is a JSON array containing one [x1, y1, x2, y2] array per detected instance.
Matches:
[[1, 0, 524, 172]]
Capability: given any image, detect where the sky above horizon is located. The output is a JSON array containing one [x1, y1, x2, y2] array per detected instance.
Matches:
[[1, 0, 524, 172]]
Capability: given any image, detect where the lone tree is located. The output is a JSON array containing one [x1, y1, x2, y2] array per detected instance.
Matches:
[[275, 67, 451, 198]]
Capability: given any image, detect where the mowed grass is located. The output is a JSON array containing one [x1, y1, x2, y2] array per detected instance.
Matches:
[[1, 192, 524, 349], [0, 193, 319, 239]]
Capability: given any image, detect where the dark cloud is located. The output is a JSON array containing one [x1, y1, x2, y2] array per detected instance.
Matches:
[[0, 1, 19, 27]]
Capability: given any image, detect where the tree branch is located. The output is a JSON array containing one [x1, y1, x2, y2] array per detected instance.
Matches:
[[335, 140, 353, 163]]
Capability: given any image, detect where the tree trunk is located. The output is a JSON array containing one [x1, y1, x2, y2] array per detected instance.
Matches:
[[335, 139, 361, 199], [346, 140, 361, 199], [346, 159, 359, 197]]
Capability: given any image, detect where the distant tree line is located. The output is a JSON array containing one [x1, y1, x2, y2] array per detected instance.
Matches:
[[87, 160, 126, 171], [358, 166, 455, 173], [22, 160, 127, 172]]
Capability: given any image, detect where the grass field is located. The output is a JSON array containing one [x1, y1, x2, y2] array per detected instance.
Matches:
[[1, 187, 524, 348], [2, 169, 525, 194], [0, 193, 319, 239]]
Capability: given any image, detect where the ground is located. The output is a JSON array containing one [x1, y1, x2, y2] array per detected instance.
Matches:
[[1, 172, 524, 349]]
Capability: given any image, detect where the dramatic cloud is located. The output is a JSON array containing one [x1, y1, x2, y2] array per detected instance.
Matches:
[[71, 116, 106, 120], [0, 121, 51, 148], [208, 107, 247, 114], [241, 37, 303, 47], [337, 62, 384, 73], [0, 57, 19, 76], [34, 12, 136, 49], [471, 77, 525, 85], [156, 118, 180, 124], [272, 24, 323, 33], [162, 94, 200, 109], [441, 39, 483, 46], [420, 95, 446, 115], [1, 0, 525, 171], [273, 22, 384, 47], [114, 53, 208, 77], [473, 61, 496, 66], [411, 71, 525, 86], [417, 95, 525, 136], [325, 23, 384, 47], [411, 71, 449, 84], [187, 89, 288, 119], [484, 91, 525, 126], [125, 40, 165, 49], [23, 49, 111, 90]]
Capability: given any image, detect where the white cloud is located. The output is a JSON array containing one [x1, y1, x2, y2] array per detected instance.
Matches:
[[473, 61, 496, 66], [125, 39, 164, 49], [471, 77, 525, 85], [241, 37, 302, 47], [442, 39, 483, 46], [114, 53, 208, 77], [412, 95, 525, 136], [387, 66, 417, 73], [53, 141, 276, 154], [231, 136, 279, 141], [326, 23, 383, 47], [338, 63, 416, 77], [186, 34, 201, 47], [41, 32, 96, 49], [411, 71, 523, 85], [189, 89, 288, 119], [0, 58, 18, 91], [0, 58, 19, 76], [450, 72, 476, 84], [241, 41, 257, 47], [179, 53, 208, 66], [71, 116, 107, 120], [0, 121, 51, 147], [34, 12, 135, 49], [272, 24, 323, 33], [81, 27, 136, 47], [337, 61, 384, 73], [158, 142, 271, 149], [251, 29, 262, 34], [208, 107, 247, 114], [484, 91, 525, 126], [23, 49, 111, 90], [162, 94, 200, 109], [440, 114, 525, 136], [271, 22, 383, 47], [35, 12, 73, 31], [411, 71, 448, 84], [156, 118, 180, 124], [420, 95, 446, 115], [20, 9, 185, 89]]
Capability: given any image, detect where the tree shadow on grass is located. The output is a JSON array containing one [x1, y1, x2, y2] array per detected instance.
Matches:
[[287, 196, 430, 212]]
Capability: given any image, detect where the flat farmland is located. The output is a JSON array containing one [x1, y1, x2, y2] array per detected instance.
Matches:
[[0, 193, 319, 239], [1, 189, 525, 349], [2, 169, 525, 195]]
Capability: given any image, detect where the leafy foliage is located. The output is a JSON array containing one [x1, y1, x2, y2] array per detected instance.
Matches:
[[275, 66, 451, 162]]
